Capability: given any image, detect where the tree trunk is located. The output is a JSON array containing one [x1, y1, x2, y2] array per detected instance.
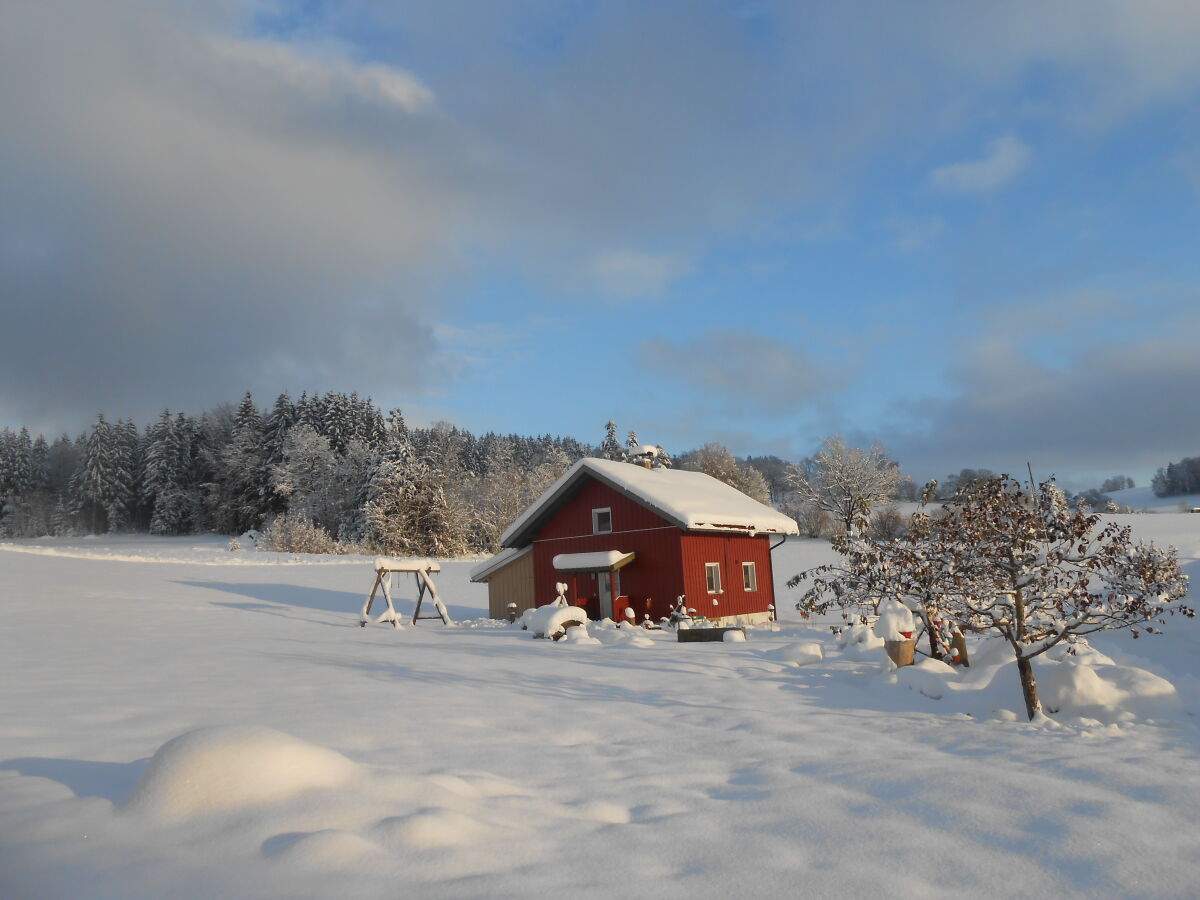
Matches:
[[1016, 655, 1041, 720], [927, 621, 943, 660]]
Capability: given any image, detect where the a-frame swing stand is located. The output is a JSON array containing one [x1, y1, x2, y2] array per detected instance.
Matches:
[[360, 558, 452, 628]]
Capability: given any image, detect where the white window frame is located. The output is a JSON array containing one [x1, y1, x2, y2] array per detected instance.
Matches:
[[705, 562, 723, 594], [592, 507, 612, 535], [742, 561, 758, 592]]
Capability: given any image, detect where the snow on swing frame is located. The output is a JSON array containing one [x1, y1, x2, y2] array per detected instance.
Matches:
[[360, 557, 452, 628]]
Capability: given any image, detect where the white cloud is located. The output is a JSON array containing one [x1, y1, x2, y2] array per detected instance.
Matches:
[[930, 134, 1031, 193], [637, 331, 838, 415], [591, 251, 693, 300], [209, 38, 435, 113]]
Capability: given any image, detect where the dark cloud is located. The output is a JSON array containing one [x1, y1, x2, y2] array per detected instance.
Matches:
[[882, 330, 1200, 486], [0, 1, 464, 432]]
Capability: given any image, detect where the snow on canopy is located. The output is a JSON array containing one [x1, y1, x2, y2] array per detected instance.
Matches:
[[551, 550, 635, 572], [500, 458, 799, 546]]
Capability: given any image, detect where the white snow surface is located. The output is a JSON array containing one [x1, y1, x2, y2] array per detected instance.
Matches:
[[3, 522, 1200, 898], [500, 457, 799, 544]]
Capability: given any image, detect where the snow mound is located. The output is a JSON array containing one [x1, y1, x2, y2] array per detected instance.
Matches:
[[837, 623, 885, 657], [266, 829, 381, 866], [372, 809, 491, 848], [1038, 660, 1177, 722], [124, 726, 358, 820], [565, 624, 602, 645], [722, 629, 747, 643], [588, 621, 656, 647], [767, 642, 824, 666], [895, 657, 959, 700]]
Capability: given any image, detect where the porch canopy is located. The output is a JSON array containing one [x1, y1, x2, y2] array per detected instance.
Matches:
[[551, 550, 636, 573]]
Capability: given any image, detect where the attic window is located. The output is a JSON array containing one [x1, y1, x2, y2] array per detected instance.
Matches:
[[592, 508, 612, 535]]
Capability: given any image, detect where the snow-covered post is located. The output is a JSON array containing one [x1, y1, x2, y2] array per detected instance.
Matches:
[[876, 598, 916, 667]]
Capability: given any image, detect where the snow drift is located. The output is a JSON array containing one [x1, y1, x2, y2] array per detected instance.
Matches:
[[123, 726, 358, 820]]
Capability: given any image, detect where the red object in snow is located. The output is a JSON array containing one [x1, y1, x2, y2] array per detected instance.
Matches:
[[899, 630, 913, 639]]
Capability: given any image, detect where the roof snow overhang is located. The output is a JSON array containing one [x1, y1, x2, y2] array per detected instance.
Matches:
[[552, 550, 636, 573], [499, 458, 799, 548], [469, 546, 532, 582]]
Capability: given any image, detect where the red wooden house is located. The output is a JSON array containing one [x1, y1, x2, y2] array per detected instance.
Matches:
[[472, 457, 798, 625]]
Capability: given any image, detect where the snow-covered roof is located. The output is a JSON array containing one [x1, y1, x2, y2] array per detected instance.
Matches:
[[500, 458, 799, 547], [469, 546, 532, 583], [551, 551, 636, 573]]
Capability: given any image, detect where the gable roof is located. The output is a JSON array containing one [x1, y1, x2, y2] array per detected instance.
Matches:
[[500, 457, 799, 547]]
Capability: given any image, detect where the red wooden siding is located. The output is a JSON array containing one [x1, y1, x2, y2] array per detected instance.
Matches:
[[529, 477, 682, 621], [532, 524, 683, 621], [535, 478, 673, 540], [679, 533, 776, 618]]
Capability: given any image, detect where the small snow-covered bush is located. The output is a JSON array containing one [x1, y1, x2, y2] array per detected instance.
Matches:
[[869, 506, 906, 540], [258, 513, 340, 554], [788, 501, 830, 539]]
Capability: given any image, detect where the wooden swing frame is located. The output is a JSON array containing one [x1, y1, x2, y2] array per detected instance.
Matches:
[[360, 559, 452, 628]]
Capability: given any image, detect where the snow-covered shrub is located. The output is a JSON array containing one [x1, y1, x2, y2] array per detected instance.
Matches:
[[788, 501, 830, 539], [258, 512, 340, 554], [869, 506, 906, 540]]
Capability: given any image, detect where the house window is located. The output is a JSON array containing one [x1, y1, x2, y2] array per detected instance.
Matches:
[[592, 507, 612, 535], [705, 562, 722, 593], [742, 561, 758, 592]]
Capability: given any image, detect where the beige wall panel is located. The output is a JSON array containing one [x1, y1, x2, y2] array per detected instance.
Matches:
[[487, 552, 537, 618]]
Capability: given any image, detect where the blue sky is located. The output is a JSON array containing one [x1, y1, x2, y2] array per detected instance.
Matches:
[[3, 1, 1200, 489]]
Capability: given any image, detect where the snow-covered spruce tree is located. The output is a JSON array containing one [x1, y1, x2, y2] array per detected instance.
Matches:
[[204, 397, 272, 533], [923, 476, 1189, 719], [73, 414, 131, 533], [269, 425, 372, 538], [142, 411, 179, 534], [599, 421, 627, 462], [787, 435, 906, 535]]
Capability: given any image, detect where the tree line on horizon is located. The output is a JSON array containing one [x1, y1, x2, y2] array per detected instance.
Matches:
[[0, 392, 1153, 552], [0, 393, 809, 553]]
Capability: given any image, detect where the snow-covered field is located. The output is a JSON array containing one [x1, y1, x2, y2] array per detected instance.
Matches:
[[3, 521, 1200, 899]]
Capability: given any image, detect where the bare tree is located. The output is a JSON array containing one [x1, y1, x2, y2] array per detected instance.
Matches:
[[681, 442, 772, 504], [788, 435, 905, 535]]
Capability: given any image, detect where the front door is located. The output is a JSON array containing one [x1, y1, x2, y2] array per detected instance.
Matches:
[[598, 572, 613, 620]]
